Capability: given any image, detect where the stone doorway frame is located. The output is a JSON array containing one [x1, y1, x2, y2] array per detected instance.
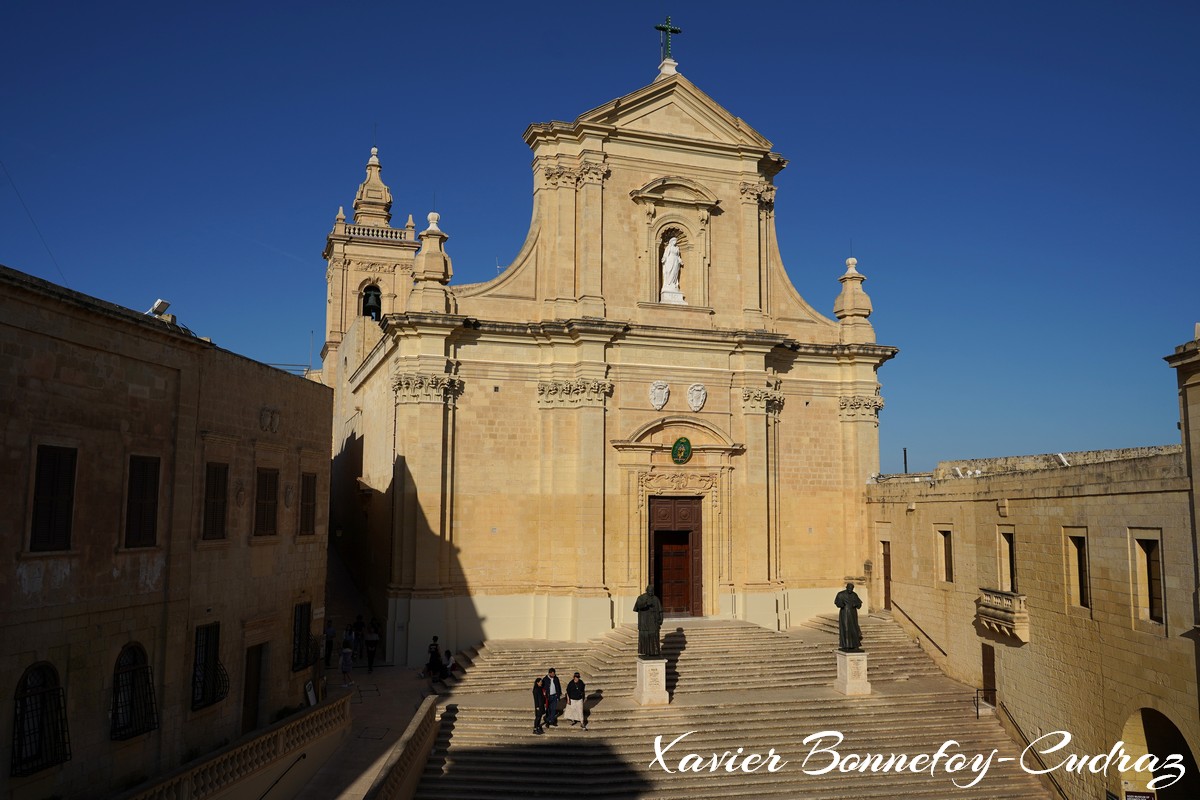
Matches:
[[612, 416, 744, 618]]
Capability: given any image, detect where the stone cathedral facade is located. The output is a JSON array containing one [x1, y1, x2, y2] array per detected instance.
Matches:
[[319, 62, 895, 666]]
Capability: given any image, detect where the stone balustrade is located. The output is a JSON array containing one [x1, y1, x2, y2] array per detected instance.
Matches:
[[346, 224, 411, 241], [118, 694, 351, 800], [976, 588, 1030, 643], [364, 695, 440, 800]]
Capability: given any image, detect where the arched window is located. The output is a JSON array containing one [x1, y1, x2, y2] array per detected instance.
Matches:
[[361, 284, 382, 320], [11, 662, 70, 777], [110, 644, 158, 740]]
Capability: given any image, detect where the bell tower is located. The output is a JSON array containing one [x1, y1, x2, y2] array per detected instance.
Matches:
[[321, 147, 419, 381]]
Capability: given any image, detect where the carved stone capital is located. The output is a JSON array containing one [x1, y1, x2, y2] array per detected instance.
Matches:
[[741, 387, 784, 414], [577, 163, 609, 186], [393, 372, 464, 406], [542, 165, 581, 189], [839, 395, 885, 423], [738, 181, 777, 208], [537, 378, 614, 408]]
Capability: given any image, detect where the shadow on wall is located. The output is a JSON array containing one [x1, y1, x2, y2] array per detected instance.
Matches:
[[329, 430, 487, 667]]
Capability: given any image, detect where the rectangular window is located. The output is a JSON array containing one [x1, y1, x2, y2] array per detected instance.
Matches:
[[999, 530, 1017, 593], [30, 445, 77, 552], [1138, 538, 1165, 624], [191, 622, 228, 711], [202, 463, 229, 540], [938, 529, 954, 583], [124, 456, 160, 548], [299, 473, 317, 536], [1068, 534, 1090, 608], [254, 468, 279, 536], [292, 602, 313, 671]]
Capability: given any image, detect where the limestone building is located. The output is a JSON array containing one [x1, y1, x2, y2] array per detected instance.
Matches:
[[321, 60, 896, 666], [861, 339, 1200, 798], [1, 265, 336, 799]]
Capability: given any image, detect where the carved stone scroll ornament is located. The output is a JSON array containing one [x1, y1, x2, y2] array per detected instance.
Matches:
[[393, 372, 464, 405], [839, 395, 885, 423], [537, 379, 614, 408], [649, 381, 670, 411], [642, 471, 717, 493], [687, 383, 707, 412]]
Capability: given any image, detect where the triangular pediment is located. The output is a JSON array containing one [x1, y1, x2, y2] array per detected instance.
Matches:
[[570, 74, 772, 150]]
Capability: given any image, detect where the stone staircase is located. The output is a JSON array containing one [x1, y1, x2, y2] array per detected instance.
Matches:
[[415, 615, 1051, 799]]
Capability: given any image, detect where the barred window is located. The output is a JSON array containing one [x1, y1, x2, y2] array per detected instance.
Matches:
[[254, 468, 279, 536], [299, 473, 317, 535], [11, 663, 71, 777], [202, 463, 229, 540], [125, 456, 160, 548], [191, 623, 229, 711], [292, 603, 315, 671], [30, 445, 76, 552], [111, 644, 158, 740]]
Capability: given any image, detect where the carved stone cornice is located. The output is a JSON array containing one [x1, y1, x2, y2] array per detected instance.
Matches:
[[536, 378, 613, 408], [741, 387, 784, 415], [393, 372, 464, 406], [738, 181, 777, 208], [839, 395, 885, 423]]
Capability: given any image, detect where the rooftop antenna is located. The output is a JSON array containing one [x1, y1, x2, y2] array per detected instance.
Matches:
[[372, 122, 377, 148], [496, 257, 502, 277]]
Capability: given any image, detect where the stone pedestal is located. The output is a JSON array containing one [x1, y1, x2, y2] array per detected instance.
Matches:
[[835, 650, 871, 696], [634, 657, 669, 706], [659, 288, 686, 305]]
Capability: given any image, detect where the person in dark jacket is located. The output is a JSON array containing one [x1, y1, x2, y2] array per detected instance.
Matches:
[[543, 668, 563, 728], [532, 676, 547, 734], [564, 671, 587, 730]]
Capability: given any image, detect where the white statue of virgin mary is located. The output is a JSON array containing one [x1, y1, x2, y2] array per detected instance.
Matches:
[[660, 237, 682, 300]]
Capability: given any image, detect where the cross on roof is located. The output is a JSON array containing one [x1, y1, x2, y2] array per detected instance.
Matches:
[[655, 15, 682, 61]]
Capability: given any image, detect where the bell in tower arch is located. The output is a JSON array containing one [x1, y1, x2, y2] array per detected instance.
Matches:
[[362, 285, 382, 321]]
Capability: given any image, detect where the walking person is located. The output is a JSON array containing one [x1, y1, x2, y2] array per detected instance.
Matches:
[[353, 614, 366, 660], [564, 671, 588, 730], [323, 619, 336, 668], [424, 635, 441, 680], [532, 676, 547, 735], [543, 668, 562, 728], [365, 623, 380, 674], [339, 640, 354, 687]]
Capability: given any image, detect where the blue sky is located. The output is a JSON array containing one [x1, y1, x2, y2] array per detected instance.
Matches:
[[2, 1, 1197, 473]]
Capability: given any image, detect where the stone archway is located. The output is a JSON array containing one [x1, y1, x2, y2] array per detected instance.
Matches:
[[1117, 708, 1199, 797]]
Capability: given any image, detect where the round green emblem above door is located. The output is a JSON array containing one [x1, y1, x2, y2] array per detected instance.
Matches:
[[671, 437, 692, 465]]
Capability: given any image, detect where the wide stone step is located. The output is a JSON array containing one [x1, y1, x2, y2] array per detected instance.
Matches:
[[415, 616, 1052, 799]]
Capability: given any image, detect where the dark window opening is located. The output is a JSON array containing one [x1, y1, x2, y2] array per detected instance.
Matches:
[[31, 445, 76, 552], [191, 623, 229, 711], [202, 462, 229, 540], [124, 455, 160, 548], [1141, 539, 1164, 624], [11, 663, 71, 777], [292, 603, 317, 671], [254, 468, 279, 536], [111, 644, 158, 740]]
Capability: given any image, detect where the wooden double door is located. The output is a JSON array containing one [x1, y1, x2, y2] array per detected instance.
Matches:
[[649, 497, 702, 616]]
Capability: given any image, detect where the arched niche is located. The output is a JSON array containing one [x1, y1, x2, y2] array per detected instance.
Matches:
[[631, 177, 720, 308]]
